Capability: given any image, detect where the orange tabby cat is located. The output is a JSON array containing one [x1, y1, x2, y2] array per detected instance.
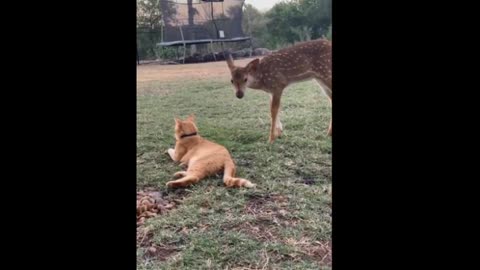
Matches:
[[166, 114, 255, 188]]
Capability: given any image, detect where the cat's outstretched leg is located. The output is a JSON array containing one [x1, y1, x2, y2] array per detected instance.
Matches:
[[166, 174, 200, 188], [173, 171, 187, 178]]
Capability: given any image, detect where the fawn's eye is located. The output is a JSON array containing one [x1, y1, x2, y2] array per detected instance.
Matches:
[[230, 79, 233, 84], [244, 78, 247, 82]]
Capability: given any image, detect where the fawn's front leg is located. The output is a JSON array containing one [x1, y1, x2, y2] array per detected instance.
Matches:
[[327, 119, 332, 136], [269, 93, 282, 143], [325, 91, 332, 136]]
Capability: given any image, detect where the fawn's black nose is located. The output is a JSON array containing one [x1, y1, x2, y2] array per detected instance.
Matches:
[[236, 91, 244, 99]]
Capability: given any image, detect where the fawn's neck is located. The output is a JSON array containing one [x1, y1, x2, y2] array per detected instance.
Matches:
[[246, 67, 265, 90]]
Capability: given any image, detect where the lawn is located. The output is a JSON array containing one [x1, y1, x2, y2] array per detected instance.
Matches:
[[137, 63, 332, 269]]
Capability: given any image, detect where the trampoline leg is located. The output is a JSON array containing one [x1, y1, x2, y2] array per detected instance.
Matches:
[[211, 41, 216, 62], [249, 38, 253, 57], [183, 43, 186, 64]]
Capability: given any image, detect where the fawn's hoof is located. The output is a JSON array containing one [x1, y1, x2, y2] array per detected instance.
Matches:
[[275, 127, 283, 138]]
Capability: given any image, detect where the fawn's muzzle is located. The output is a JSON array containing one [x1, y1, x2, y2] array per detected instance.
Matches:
[[236, 91, 244, 99]]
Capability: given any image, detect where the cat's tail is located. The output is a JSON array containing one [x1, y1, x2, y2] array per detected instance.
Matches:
[[223, 160, 255, 188]]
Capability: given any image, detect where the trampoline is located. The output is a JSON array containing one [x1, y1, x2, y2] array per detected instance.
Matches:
[[156, 0, 252, 63]]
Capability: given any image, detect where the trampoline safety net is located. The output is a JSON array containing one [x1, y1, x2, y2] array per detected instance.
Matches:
[[159, 0, 247, 45], [137, 0, 252, 63]]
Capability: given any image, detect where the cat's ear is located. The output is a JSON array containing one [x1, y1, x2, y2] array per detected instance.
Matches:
[[174, 118, 181, 125], [186, 114, 196, 122]]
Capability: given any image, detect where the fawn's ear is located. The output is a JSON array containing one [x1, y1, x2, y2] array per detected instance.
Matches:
[[246, 59, 260, 72], [226, 52, 235, 70], [186, 114, 196, 122]]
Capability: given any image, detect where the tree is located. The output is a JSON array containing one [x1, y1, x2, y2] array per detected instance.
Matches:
[[266, 1, 305, 47], [242, 4, 269, 48], [263, 0, 332, 48], [136, 0, 176, 60], [291, 25, 313, 42], [326, 24, 332, 40], [297, 0, 331, 38]]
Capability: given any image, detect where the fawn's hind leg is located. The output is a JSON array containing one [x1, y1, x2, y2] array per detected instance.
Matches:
[[269, 92, 284, 143]]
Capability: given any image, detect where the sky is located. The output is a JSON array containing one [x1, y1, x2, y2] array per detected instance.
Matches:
[[245, 0, 285, 12]]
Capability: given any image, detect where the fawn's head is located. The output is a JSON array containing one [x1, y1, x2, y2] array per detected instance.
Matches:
[[227, 54, 259, 99], [174, 114, 198, 140]]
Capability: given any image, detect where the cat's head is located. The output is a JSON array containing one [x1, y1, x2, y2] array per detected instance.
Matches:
[[174, 114, 198, 140]]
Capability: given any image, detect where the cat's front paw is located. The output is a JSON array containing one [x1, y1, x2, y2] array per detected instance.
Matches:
[[167, 148, 175, 160]]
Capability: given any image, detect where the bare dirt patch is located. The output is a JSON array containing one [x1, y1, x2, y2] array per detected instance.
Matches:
[[229, 194, 295, 241], [295, 178, 317, 185], [137, 57, 259, 83], [242, 193, 331, 267], [145, 245, 181, 262], [136, 189, 188, 261], [137, 224, 180, 261], [285, 237, 332, 267], [244, 193, 289, 216]]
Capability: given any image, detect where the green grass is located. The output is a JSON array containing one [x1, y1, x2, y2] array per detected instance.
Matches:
[[137, 78, 331, 269]]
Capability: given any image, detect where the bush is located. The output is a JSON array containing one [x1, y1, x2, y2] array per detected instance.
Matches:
[[326, 25, 332, 40], [156, 47, 177, 60]]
